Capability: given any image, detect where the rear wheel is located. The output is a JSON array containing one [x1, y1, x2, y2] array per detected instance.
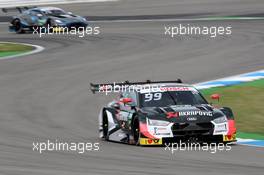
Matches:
[[45, 19, 54, 32], [13, 19, 24, 34]]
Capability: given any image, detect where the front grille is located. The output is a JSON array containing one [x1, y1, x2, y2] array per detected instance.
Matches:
[[196, 122, 214, 129], [172, 122, 213, 136], [172, 123, 189, 130]]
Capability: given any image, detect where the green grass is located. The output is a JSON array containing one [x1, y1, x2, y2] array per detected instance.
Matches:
[[200, 79, 264, 136], [0, 43, 34, 57], [237, 132, 264, 140]]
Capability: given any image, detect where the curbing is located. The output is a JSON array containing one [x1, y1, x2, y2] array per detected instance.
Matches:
[[195, 70, 264, 90], [236, 138, 264, 147]]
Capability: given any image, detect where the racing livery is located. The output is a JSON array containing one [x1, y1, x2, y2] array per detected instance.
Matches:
[[2, 6, 88, 33], [90, 80, 236, 146]]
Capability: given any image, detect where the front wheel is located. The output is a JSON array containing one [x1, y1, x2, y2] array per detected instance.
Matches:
[[102, 112, 109, 140], [132, 118, 140, 146]]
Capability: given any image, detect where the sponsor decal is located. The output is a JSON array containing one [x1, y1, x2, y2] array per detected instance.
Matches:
[[213, 123, 228, 135], [140, 86, 197, 93], [153, 127, 171, 136], [139, 138, 163, 145], [148, 124, 174, 138], [215, 123, 227, 131], [159, 87, 197, 92], [178, 111, 213, 117], [166, 112, 179, 119], [167, 111, 212, 118], [187, 117, 197, 121], [223, 134, 236, 142]]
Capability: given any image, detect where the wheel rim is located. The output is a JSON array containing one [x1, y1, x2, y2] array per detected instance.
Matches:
[[133, 120, 140, 143], [15, 21, 21, 31], [103, 115, 108, 138]]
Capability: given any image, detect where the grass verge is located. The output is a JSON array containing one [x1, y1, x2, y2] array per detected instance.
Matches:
[[0, 42, 34, 58], [200, 79, 264, 137]]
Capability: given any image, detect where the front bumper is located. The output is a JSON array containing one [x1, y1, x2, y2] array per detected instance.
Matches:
[[139, 134, 236, 146], [139, 120, 236, 145]]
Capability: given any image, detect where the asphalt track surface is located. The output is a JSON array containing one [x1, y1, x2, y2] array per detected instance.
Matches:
[[0, 0, 264, 174]]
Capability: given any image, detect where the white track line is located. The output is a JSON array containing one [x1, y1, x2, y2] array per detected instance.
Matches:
[[90, 17, 264, 23], [0, 41, 44, 60], [1, 17, 263, 25], [0, 0, 118, 8]]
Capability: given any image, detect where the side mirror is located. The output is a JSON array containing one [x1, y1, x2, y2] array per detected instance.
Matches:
[[211, 94, 220, 102], [112, 102, 120, 109], [120, 98, 133, 104]]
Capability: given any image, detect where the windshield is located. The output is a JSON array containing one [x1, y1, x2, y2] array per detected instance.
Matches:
[[139, 90, 208, 107], [46, 9, 66, 16]]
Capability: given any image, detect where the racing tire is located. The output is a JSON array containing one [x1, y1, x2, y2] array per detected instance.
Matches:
[[132, 118, 141, 146], [45, 19, 54, 33], [102, 112, 109, 141], [13, 19, 24, 34]]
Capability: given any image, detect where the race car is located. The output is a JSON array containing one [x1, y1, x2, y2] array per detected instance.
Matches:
[[2, 6, 88, 33], [90, 80, 236, 146]]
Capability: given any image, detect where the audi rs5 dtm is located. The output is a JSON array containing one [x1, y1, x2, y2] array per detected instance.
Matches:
[[90, 80, 236, 146]]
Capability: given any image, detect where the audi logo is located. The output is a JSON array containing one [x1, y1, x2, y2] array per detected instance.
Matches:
[[187, 117, 197, 121]]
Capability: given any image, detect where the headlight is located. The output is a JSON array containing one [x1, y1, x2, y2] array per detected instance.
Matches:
[[212, 116, 227, 124], [148, 119, 170, 126], [55, 19, 63, 23], [82, 17, 87, 21]]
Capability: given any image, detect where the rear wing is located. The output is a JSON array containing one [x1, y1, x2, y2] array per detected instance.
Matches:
[[2, 6, 37, 14], [90, 79, 183, 94]]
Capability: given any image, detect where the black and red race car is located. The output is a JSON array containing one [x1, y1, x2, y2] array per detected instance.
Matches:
[[90, 80, 236, 146]]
